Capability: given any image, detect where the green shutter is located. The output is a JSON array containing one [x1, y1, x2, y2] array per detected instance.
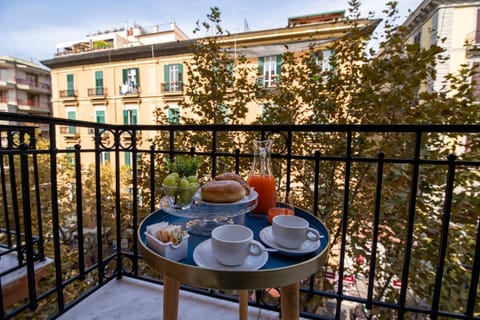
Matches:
[[132, 109, 138, 124], [96, 110, 105, 123], [330, 50, 337, 72], [122, 69, 128, 84], [257, 57, 264, 87], [125, 152, 131, 167], [164, 65, 170, 91], [276, 55, 282, 76], [178, 64, 183, 83], [67, 74, 74, 96], [67, 111, 76, 134], [95, 71, 103, 95], [123, 110, 128, 124], [134, 68, 140, 86]]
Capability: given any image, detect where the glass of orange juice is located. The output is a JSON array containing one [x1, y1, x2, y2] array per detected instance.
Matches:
[[267, 194, 294, 224]]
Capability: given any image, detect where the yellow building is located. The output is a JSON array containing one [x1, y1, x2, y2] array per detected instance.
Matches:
[[41, 11, 378, 166], [404, 0, 480, 97]]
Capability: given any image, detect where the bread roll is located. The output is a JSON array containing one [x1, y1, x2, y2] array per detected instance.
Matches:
[[201, 180, 246, 203], [215, 172, 251, 196]]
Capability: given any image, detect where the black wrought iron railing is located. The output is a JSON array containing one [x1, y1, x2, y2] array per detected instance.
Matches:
[[0, 112, 479, 320]]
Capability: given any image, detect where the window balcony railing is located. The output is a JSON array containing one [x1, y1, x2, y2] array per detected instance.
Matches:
[[16, 99, 50, 110], [16, 78, 51, 91], [161, 82, 184, 94], [59, 89, 78, 98], [88, 87, 108, 97], [119, 84, 141, 96], [0, 112, 479, 320]]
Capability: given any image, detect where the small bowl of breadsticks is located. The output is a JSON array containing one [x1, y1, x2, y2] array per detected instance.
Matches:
[[145, 222, 189, 261]]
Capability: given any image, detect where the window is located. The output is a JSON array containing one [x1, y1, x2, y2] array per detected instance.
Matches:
[[167, 103, 180, 124], [95, 71, 104, 95], [26, 73, 38, 86], [164, 64, 183, 92], [27, 93, 39, 107], [472, 62, 480, 101], [96, 109, 105, 123], [258, 55, 281, 87], [476, 9, 480, 44], [121, 68, 140, 94], [95, 108, 110, 163], [320, 50, 334, 72], [67, 74, 75, 96], [313, 49, 336, 82], [67, 109, 76, 134], [123, 108, 138, 125], [0, 68, 7, 81], [0, 90, 7, 103], [413, 31, 422, 45], [123, 107, 138, 167]]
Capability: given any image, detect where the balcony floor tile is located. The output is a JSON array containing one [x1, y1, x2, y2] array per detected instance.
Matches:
[[58, 277, 293, 320]]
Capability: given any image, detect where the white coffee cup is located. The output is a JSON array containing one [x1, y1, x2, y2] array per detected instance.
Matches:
[[272, 215, 320, 249], [211, 224, 265, 266]]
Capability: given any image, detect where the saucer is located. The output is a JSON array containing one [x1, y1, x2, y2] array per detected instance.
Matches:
[[193, 239, 268, 271], [259, 226, 321, 256]]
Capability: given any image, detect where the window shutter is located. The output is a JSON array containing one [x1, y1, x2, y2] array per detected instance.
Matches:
[[67, 74, 74, 95], [96, 110, 105, 123], [227, 62, 233, 86], [178, 64, 183, 83], [123, 110, 128, 124], [275, 55, 282, 75], [132, 109, 138, 124], [122, 69, 128, 84], [134, 68, 140, 86], [164, 65, 170, 91], [258, 57, 264, 86], [67, 111, 76, 134], [95, 71, 103, 87], [95, 71, 103, 95]]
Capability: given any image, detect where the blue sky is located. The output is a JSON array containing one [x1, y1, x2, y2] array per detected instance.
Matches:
[[0, 0, 421, 64]]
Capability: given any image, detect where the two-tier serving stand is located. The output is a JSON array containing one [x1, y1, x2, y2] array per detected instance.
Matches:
[[160, 190, 259, 236]]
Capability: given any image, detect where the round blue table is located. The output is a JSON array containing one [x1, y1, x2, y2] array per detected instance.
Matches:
[[138, 207, 329, 320]]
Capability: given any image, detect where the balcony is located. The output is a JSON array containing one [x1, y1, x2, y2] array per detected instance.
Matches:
[[161, 82, 184, 95], [119, 84, 141, 97], [0, 113, 479, 320], [59, 89, 78, 101], [16, 99, 50, 114], [88, 87, 108, 99], [16, 78, 50, 93]]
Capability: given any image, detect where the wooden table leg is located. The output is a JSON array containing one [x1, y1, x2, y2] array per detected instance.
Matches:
[[239, 290, 249, 320], [163, 276, 180, 320], [280, 282, 300, 320]]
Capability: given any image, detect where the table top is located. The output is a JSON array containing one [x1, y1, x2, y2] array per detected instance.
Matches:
[[138, 208, 330, 290]]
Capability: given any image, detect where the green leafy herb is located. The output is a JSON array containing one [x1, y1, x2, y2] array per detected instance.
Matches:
[[165, 156, 200, 177]]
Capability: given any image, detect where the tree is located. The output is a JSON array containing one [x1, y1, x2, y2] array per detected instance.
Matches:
[[159, 1, 480, 317]]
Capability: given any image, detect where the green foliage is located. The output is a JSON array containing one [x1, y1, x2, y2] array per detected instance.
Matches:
[[180, 6, 258, 125]]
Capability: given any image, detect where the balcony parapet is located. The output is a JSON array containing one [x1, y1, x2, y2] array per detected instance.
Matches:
[[16, 78, 51, 93], [59, 90, 78, 100], [161, 82, 184, 95], [88, 87, 108, 99]]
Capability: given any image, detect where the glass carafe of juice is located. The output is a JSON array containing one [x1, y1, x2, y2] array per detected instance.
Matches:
[[247, 139, 276, 214]]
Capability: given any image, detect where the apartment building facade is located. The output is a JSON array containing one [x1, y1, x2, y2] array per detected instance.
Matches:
[[403, 0, 480, 98], [0, 56, 51, 133], [41, 12, 378, 167]]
